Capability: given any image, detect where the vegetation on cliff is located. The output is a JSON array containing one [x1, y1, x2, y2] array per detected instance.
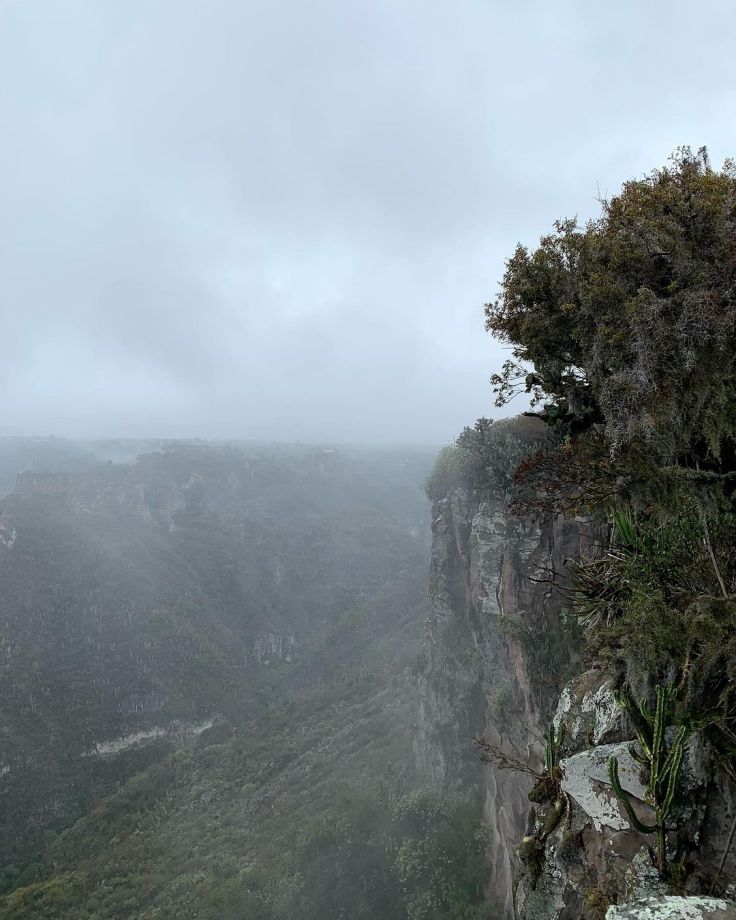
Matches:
[[487, 147, 736, 489], [429, 147, 736, 895], [425, 415, 552, 501], [481, 147, 736, 888], [444, 147, 736, 717]]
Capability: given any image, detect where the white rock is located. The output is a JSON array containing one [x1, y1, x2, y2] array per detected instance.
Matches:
[[625, 847, 668, 901], [560, 741, 649, 832], [581, 680, 623, 744], [606, 895, 736, 919], [553, 683, 573, 734], [82, 718, 215, 757]]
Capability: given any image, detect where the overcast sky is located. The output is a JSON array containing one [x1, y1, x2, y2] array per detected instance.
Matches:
[[0, 1, 734, 443]]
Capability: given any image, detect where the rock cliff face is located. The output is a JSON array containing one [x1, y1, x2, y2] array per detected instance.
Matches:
[[512, 665, 736, 920], [416, 483, 736, 919], [415, 484, 592, 916]]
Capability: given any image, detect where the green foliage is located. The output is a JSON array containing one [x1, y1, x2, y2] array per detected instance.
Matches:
[[475, 720, 564, 815], [0, 868, 19, 898], [608, 684, 691, 876], [455, 417, 553, 494], [568, 507, 714, 633], [544, 722, 563, 777], [565, 505, 736, 767], [527, 722, 564, 806], [0, 777, 496, 920], [0, 873, 83, 917], [0, 498, 492, 920], [479, 147, 736, 895], [425, 417, 553, 500], [487, 147, 736, 486], [0, 442, 434, 865], [424, 444, 475, 501], [392, 789, 497, 920], [0, 442, 467, 918]]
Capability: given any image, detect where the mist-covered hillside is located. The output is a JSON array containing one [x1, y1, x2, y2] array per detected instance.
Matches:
[[0, 442, 481, 918]]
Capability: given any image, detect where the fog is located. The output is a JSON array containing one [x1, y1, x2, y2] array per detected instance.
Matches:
[[1, 0, 734, 443]]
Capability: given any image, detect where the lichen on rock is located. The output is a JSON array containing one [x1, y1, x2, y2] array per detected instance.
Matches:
[[606, 896, 736, 919]]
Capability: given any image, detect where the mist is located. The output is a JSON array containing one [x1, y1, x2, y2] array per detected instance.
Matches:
[[1, 0, 735, 442]]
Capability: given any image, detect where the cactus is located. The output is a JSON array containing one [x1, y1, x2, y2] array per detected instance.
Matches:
[[515, 720, 570, 885], [545, 721, 564, 777], [608, 683, 690, 877], [528, 721, 565, 804]]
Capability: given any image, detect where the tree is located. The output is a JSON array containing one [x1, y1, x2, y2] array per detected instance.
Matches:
[[486, 148, 736, 485]]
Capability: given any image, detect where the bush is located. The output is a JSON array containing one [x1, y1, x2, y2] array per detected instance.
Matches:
[[425, 417, 552, 502], [569, 508, 736, 751], [487, 147, 736, 485]]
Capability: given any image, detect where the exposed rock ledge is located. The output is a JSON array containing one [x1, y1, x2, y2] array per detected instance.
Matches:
[[607, 896, 736, 919], [81, 717, 231, 757], [417, 477, 736, 917]]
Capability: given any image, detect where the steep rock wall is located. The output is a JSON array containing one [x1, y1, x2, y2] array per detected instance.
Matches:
[[513, 666, 736, 920], [415, 485, 591, 916], [416, 485, 736, 919]]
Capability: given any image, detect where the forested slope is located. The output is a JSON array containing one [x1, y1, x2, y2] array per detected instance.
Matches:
[[0, 443, 499, 919]]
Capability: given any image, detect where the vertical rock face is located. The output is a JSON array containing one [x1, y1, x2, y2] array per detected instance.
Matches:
[[415, 485, 590, 917], [514, 667, 736, 920], [416, 481, 736, 919]]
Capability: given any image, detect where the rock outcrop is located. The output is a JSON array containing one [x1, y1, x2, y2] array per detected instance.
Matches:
[[606, 897, 736, 919], [515, 666, 736, 919], [416, 476, 736, 918], [415, 480, 596, 916]]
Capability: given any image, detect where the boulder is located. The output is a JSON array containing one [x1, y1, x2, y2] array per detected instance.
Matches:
[[560, 741, 649, 832]]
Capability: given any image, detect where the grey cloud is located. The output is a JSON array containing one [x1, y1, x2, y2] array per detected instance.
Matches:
[[1, 0, 734, 441]]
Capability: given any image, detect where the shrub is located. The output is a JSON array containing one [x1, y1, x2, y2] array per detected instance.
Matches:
[[425, 417, 552, 502], [487, 147, 736, 488]]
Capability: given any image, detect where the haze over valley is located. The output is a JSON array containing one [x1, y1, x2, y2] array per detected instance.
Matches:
[[2, 2, 736, 919]]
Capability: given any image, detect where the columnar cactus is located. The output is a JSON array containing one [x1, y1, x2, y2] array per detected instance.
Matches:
[[608, 683, 690, 877], [545, 721, 563, 778]]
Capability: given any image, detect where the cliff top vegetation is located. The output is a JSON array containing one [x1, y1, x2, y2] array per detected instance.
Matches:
[[487, 146, 736, 513], [480, 149, 736, 882]]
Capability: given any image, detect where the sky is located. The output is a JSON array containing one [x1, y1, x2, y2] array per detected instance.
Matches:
[[0, 0, 735, 444]]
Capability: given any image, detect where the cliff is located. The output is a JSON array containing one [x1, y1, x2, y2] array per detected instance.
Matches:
[[415, 479, 593, 915], [417, 457, 736, 919]]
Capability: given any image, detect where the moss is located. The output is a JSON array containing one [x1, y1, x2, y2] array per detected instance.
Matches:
[[541, 797, 566, 837], [555, 829, 583, 864], [583, 886, 612, 920], [528, 775, 559, 805], [518, 835, 545, 888]]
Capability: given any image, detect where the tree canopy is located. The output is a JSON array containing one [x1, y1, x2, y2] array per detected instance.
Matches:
[[487, 147, 736, 482], [482, 150, 736, 780]]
